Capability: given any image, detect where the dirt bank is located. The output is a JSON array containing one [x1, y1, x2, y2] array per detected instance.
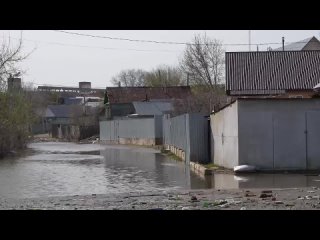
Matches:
[[1, 187, 320, 210]]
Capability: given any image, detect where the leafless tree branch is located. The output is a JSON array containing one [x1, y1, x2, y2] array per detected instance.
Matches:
[[0, 32, 34, 90]]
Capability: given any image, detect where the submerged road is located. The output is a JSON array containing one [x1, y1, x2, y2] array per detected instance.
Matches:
[[1, 142, 320, 209]]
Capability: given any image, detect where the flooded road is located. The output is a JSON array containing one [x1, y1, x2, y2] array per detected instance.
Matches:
[[0, 142, 206, 199], [1, 142, 320, 199]]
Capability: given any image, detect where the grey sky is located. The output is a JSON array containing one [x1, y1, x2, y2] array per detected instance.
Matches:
[[1, 30, 319, 88]]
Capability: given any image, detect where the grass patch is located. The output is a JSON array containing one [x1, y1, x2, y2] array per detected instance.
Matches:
[[160, 149, 183, 161], [202, 202, 211, 208], [203, 163, 220, 169], [166, 152, 182, 161], [161, 149, 170, 154]]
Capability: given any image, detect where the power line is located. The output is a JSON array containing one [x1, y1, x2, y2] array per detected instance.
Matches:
[[53, 30, 188, 45], [53, 30, 303, 46], [2, 32, 310, 52], [0, 35, 181, 53]]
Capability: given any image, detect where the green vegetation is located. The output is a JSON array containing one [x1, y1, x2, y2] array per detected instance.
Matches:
[[159, 149, 183, 161], [203, 163, 220, 169], [0, 91, 34, 157], [0, 34, 35, 158]]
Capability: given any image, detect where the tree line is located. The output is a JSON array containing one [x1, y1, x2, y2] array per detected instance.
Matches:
[[110, 33, 228, 114]]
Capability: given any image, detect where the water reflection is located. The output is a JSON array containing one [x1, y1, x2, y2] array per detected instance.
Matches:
[[202, 173, 320, 189], [0, 142, 206, 198], [99, 148, 205, 190]]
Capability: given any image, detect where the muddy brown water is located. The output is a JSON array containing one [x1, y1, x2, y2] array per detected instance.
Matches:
[[1, 142, 320, 199]]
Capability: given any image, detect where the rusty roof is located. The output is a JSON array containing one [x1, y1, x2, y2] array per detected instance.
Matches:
[[105, 86, 192, 104]]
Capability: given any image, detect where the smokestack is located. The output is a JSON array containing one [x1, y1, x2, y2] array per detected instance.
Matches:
[[79, 82, 91, 89], [282, 37, 285, 51], [7, 77, 22, 91], [187, 73, 189, 86]]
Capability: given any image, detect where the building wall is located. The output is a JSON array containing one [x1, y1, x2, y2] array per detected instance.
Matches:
[[210, 102, 239, 168], [237, 99, 320, 170]]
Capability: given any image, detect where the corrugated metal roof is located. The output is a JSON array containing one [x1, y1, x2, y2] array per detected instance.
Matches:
[[64, 98, 83, 105], [45, 105, 83, 118], [226, 51, 320, 95], [273, 37, 320, 51], [273, 37, 313, 51], [110, 103, 135, 117], [132, 101, 173, 115]]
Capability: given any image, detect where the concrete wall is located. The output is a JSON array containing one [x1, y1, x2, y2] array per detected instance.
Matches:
[[100, 116, 162, 146], [237, 99, 320, 170], [210, 101, 239, 168]]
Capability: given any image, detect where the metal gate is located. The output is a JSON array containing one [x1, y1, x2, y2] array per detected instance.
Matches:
[[273, 112, 306, 170], [272, 111, 320, 170], [306, 111, 320, 170]]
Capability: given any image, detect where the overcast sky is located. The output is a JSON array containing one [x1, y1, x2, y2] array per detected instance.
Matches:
[[1, 30, 319, 88]]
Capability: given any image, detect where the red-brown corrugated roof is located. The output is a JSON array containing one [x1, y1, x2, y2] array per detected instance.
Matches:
[[106, 86, 192, 103]]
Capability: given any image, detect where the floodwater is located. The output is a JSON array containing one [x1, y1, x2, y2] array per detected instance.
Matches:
[[0, 142, 206, 198], [1, 142, 320, 199]]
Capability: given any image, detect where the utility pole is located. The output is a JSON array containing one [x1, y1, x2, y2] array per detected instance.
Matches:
[[167, 67, 169, 87], [249, 30, 251, 51], [187, 73, 189, 86]]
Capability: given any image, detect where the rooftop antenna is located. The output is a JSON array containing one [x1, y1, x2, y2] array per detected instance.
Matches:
[[249, 30, 251, 51]]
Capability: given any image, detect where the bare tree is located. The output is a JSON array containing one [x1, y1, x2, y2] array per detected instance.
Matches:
[[144, 65, 186, 87], [0, 33, 33, 90], [180, 33, 226, 112], [0, 33, 35, 156], [111, 69, 146, 87]]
